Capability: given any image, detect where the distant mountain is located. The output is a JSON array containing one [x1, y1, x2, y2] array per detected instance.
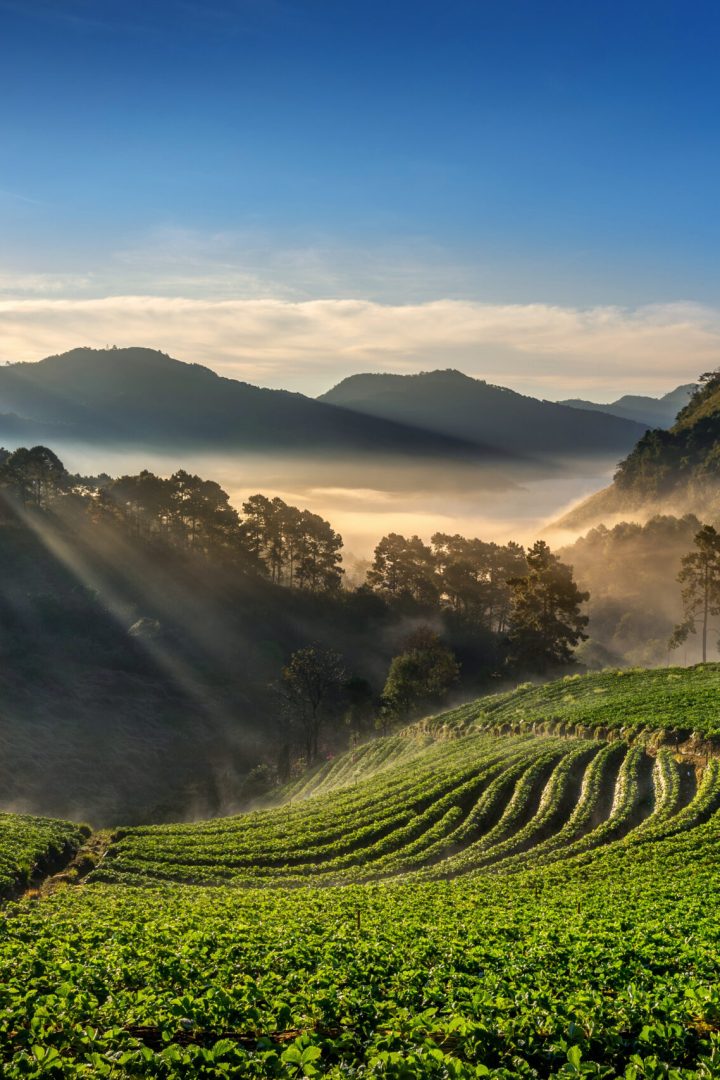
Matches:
[[555, 375, 720, 529], [0, 348, 501, 461], [318, 369, 647, 457], [560, 384, 695, 429]]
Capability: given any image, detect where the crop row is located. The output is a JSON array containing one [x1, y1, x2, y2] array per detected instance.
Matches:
[[0, 813, 88, 898], [2, 808, 720, 1077]]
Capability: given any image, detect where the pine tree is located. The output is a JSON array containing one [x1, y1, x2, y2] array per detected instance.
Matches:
[[670, 524, 720, 663], [507, 540, 589, 670]]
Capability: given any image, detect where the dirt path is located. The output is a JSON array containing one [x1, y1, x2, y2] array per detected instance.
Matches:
[[25, 830, 113, 899]]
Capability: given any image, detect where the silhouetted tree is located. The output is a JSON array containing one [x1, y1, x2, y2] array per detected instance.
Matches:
[[343, 675, 376, 738], [0, 445, 68, 508], [381, 626, 459, 724], [432, 533, 527, 629], [107, 470, 175, 536], [241, 495, 343, 591], [279, 645, 346, 763], [670, 524, 720, 663], [507, 541, 589, 670], [367, 533, 439, 603]]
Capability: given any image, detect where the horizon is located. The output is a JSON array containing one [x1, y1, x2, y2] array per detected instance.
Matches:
[[1, 1, 719, 397], [0, 341, 698, 405]]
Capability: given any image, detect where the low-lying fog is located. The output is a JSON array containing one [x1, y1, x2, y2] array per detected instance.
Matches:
[[56, 444, 616, 558]]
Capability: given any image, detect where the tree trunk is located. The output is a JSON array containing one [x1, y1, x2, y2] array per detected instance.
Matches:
[[703, 562, 709, 664]]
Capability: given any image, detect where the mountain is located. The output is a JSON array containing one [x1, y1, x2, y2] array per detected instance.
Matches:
[[0, 348, 499, 460], [560, 384, 695, 429], [555, 375, 720, 529], [318, 369, 647, 457]]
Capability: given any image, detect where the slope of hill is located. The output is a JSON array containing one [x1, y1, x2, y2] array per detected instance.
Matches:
[[556, 373, 720, 529], [560, 383, 694, 428], [0, 347, 498, 460], [318, 369, 647, 456], [92, 664, 720, 888], [2, 665, 720, 1076]]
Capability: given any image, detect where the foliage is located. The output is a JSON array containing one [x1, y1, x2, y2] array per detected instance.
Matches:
[[367, 533, 440, 603], [279, 646, 347, 763], [431, 533, 527, 631], [1, 766, 720, 1075], [381, 627, 460, 723], [1, 667, 720, 1074], [468, 661, 720, 738], [612, 367, 720, 499], [670, 524, 720, 662], [366, 532, 528, 633], [0, 813, 87, 898], [506, 540, 589, 669], [241, 494, 344, 592]]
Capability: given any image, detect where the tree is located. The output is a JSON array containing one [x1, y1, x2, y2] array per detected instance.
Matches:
[[342, 675, 376, 739], [240, 495, 343, 591], [367, 533, 439, 603], [506, 540, 589, 670], [670, 524, 720, 663], [381, 626, 460, 724], [431, 534, 527, 629], [279, 645, 346, 764], [0, 445, 68, 508], [107, 470, 175, 536]]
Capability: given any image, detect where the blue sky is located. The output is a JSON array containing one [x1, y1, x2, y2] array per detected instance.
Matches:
[[1, 0, 719, 395]]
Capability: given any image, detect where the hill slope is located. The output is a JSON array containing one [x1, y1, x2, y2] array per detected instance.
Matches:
[[560, 383, 694, 428], [0, 347, 500, 460], [556, 373, 720, 528], [318, 369, 647, 457], [91, 664, 720, 888]]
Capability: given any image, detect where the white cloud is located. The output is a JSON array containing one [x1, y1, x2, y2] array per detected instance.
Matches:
[[0, 294, 717, 398]]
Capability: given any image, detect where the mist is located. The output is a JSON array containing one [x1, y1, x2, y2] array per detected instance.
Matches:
[[48, 442, 619, 557]]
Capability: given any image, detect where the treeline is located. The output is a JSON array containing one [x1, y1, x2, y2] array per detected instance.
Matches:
[[366, 531, 527, 631], [0, 446, 343, 593], [614, 370, 718, 499], [0, 444, 592, 804]]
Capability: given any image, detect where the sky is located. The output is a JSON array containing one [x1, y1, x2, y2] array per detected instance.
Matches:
[[1, 0, 720, 398]]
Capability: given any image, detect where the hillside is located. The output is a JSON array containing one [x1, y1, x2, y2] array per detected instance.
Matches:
[[560, 383, 694, 428], [0, 347, 498, 461], [1, 665, 720, 1075], [555, 371, 720, 529], [318, 369, 647, 457]]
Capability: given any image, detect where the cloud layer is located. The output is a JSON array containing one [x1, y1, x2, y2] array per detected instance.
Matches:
[[1, 295, 718, 397]]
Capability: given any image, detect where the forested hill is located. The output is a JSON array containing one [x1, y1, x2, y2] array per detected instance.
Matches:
[[556, 371, 720, 529], [318, 369, 647, 456], [0, 347, 496, 460]]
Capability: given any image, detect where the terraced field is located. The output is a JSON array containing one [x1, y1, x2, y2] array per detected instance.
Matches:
[[0, 812, 88, 899], [92, 731, 719, 888], [1, 664, 720, 1077]]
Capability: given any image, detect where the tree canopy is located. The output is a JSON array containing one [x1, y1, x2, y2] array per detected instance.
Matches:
[[507, 541, 589, 670]]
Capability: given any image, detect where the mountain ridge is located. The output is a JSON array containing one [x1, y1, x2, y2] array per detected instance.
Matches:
[[318, 368, 647, 457], [560, 383, 695, 428], [0, 347, 501, 461]]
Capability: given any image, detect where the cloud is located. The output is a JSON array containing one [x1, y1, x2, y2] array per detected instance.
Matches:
[[0, 294, 717, 398]]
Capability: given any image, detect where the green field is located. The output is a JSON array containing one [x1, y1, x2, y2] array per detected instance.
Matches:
[[0, 813, 87, 900], [1, 666, 720, 1077]]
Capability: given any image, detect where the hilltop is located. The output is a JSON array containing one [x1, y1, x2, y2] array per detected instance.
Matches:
[[0, 347, 496, 461], [318, 368, 647, 457]]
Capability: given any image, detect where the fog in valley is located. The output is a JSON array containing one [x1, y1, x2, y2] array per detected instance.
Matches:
[[52, 443, 618, 559]]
